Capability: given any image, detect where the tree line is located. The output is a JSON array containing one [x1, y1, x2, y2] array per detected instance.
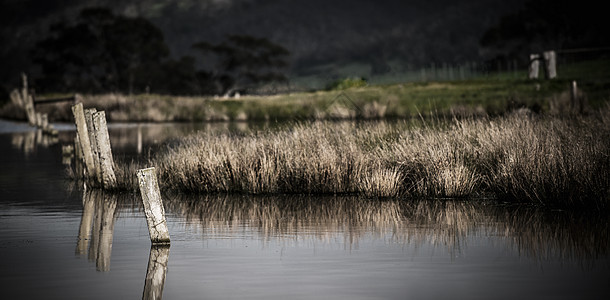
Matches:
[[31, 7, 290, 96]]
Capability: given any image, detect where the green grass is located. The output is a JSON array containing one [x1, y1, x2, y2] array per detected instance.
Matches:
[[2, 59, 609, 122]]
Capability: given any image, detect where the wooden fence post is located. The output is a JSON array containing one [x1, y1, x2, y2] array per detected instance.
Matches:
[[35, 112, 42, 128], [543, 50, 557, 79], [93, 111, 116, 189], [72, 103, 97, 180], [21, 74, 37, 126], [137, 167, 170, 245], [40, 114, 48, 131], [529, 54, 540, 79], [74, 135, 84, 178], [84, 108, 101, 183]]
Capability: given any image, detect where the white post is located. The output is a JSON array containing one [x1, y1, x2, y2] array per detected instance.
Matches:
[[72, 103, 97, 180], [137, 167, 170, 245], [529, 54, 540, 79], [84, 108, 101, 183], [543, 50, 557, 79], [93, 111, 116, 189], [35, 112, 42, 128]]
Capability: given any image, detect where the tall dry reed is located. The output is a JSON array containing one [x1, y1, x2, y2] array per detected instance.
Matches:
[[113, 108, 610, 207]]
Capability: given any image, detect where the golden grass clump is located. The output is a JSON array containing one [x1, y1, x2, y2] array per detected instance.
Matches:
[[105, 107, 610, 208]]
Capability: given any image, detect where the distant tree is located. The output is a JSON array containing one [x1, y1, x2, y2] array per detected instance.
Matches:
[[193, 35, 290, 95], [480, 0, 610, 62], [32, 7, 171, 94]]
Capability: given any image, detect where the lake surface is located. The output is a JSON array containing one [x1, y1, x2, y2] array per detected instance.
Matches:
[[1, 119, 609, 300]]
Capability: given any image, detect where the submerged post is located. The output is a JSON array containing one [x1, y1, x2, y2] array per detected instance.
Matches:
[[71, 103, 96, 179], [93, 111, 116, 189], [137, 168, 170, 245], [84, 108, 101, 183]]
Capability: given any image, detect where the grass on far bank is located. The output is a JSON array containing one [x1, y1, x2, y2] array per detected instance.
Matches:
[[1, 68, 609, 123], [104, 105, 610, 209]]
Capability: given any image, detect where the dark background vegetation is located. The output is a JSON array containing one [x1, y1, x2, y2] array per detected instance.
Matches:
[[1, 0, 608, 97]]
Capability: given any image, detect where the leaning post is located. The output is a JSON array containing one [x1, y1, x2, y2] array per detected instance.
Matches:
[[93, 111, 116, 189], [137, 168, 170, 245], [84, 108, 101, 183], [528, 53, 540, 79], [71, 103, 96, 180], [543, 50, 557, 79]]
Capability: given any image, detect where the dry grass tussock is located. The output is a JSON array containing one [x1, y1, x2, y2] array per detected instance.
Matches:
[[115, 108, 609, 207]]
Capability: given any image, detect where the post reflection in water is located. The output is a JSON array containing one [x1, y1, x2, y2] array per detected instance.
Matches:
[[74, 188, 171, 299], [142, 245, 170, 300], [75, 188, 118, 271], [10, 130, 59, 155]]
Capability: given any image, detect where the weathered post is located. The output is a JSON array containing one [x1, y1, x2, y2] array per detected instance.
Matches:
[[137, 125, 142, 154], [93, 111, 117, 189], [84, 108, 101, 183], [529, 54, 540, 79], [137, 168, 170, 245], [74, 135, 84, 179], [543, 50, 557, 79], [570, 80, 584, 114], [142, 245, 170, 300], [10, 89, 23, 108], [21, 74, 37, 126], [40, 114, 48, 131], [570, 80, 578, 112], [35, 112, 42, 128], [72, 103, 97, 180]]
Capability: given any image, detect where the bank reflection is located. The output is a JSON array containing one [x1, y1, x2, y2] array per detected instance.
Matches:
[[164, 194, 610, 265]]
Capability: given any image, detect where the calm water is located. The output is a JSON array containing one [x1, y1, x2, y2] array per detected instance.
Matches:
[[1, 119, 609, 300]]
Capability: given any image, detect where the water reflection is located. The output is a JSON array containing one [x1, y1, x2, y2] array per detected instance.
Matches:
[[75, 188, 170, 299], [163, 194, 610, 266], [143, 245, 170, 300], [10, 129, 59, 155], [75, 188, 118, 271]]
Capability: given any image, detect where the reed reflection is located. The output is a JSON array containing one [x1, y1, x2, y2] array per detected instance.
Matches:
[[164, 194, 610, 265]]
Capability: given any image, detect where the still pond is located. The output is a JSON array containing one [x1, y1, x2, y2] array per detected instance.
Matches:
[[0, 119, 608, 299]]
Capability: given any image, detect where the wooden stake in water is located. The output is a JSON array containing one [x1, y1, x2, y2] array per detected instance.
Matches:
[[137, 168, 170, 245], [71, 103, 96, 179], [84, 108, 101, 183], [93, 111, 116, 189]]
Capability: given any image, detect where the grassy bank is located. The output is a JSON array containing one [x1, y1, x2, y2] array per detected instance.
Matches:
[[1, 77, 607, 123], [106, 106, 610, 208]]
